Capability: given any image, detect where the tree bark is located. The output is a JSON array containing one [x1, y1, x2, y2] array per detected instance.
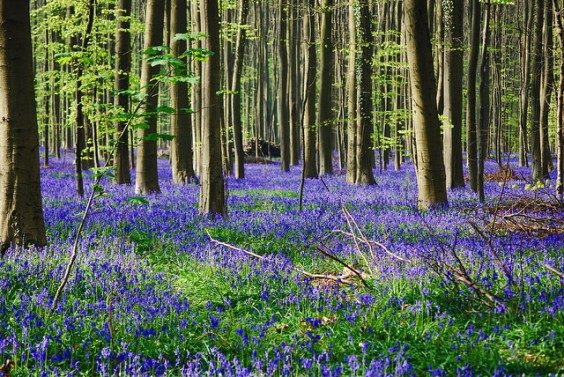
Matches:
[[303, 0, 318, 178], [443, 0, 465, 189], [114, 0, 132, 185], [466, 0, 480, 192], [405, 0, 448, 209], [531, 0, 545, 182], [477, 2, 491, 202], [278, 0, 290, 172], [170, 0, 196, 184], [317, 0, 334, 176], [0, 0, 47, 251], [135, 0, 164, 194], [199, 0, 226, 216], [555, 0, 564, 199]]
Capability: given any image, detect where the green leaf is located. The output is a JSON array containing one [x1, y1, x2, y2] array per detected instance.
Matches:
[[127, 196, 150, 205]]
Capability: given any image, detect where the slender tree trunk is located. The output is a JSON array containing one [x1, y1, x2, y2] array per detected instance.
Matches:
[[317, 0, 334, 175], [531, 0, 545, 182], [519, 0, 532, 167], [114, 0, 132, 185], [466, 0, 480, 192], [355, 1, 376, 184], [199, 0, 226, 216], [0, 0, 47, 251], [170, 0, 196, 184], [191, 0, 202, 175], [278, 0, 290, 172], [555, 0, 564, 199], [405, 0, 448, 209], [303, 0, 318, 178], [346, 0, 357, 184], [477, 2, 491, 202], [443, 0, 465, 189], [540, 0, 554, 177], [135, 0, 164, 194], [230, 0, 250, 178]]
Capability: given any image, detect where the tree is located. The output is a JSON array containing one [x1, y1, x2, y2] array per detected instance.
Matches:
[[199, 0, 226, 216], [278, 0, 290, 172], [0, 0, 47, 252], [230, 0, 250, 178], [442, 0, 465, 189], [114, 0, 132, 185], [477, 1, 491, 202], [135, 0, 164, 194], [555, 0, 564, 199], [346, 0, 375, 185], [303, 0, 318, 178], [170, 0, 196, 184], [317, 0, 334, 176], [405, 0, 448, 209], [466, 0, 480, 192], [531, 0, 545, 182]]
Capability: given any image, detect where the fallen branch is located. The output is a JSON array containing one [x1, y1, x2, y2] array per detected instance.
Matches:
[[544, 264, 564, 280], [205, 230, 369, 288]]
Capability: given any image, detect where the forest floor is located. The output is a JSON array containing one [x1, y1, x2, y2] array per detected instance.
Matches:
[[0, 153, 563, 376]]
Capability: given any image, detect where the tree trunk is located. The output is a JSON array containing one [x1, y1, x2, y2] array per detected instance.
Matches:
[[518, 0, 532, 167], [199, 0, 226, 216], [443, 0, 465, 189], [278, 0, 290, 172], [555, 0, 564, 199], [135, 0, 164, 194], [405, 0, 448, 209], [317, 0, 334, 176], [346, 0, 357, 184], [114, 0, 132, 185], [531, 0, 545, 182], [0, 0, 47, 252], [303, 0, 318, 178], [477, 2, 491, 202], [540, 0, 554, 177], [466, 0, 480, 192], [170, 0, 196, 184]]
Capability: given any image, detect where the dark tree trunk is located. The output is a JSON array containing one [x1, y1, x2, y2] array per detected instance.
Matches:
[[466, 0, 480, 192], [114, 0, 132, 185], [405, 0, 448, 209], [0, 0, 47, 251]]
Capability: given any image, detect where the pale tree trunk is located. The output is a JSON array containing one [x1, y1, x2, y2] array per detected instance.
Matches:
[[278, 0, 290, 172], [170, 0, 196, 184], [405, 0, 448, 209], [191, 0, 202, 175], [303, 0, 318, 178], [518, 0, 532, 167], [443, 0, 465, 189], [540, 0, 554, 177], [114, 0, 132, 185], [289, 0, 301, 166], [531, 0, 545, 182], [555, 0, 564, 199], [317, 0, 334, 176], [345, 0, 357, 184], [477, 2, 491, 202], [231, 0, 250, 178], [199, 0, 226, 216], [466, 0, 480, 192], [135, 0, 164, 194], [0, 0, 47, 252]]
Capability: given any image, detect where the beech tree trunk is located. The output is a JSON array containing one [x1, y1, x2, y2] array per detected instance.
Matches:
[[170, 0, 196, 184], [231, 0, 250, 178], [346, 0, 357, 184], [443, 0, 465, 189], [0, 0, 47, 252], [477, 2, 491, 202], [466, 0, 480, 192], [405, 0, 448, 209], [114, 0, 132, 185], [555, 0, 564, 198], [317, 0, 334, 176], [531, 0, 545, 182], [303, 0, 318, 178], [540, 0, 554, 177], [278, 0, 290, 172], [135, 0, 164, 194], [199, 0, 226, 216]]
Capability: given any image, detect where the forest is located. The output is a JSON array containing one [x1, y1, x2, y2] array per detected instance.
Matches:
[[0, 0, 563, 375]]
